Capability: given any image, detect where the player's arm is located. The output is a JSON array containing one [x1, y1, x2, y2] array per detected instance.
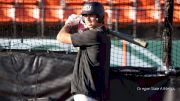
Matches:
[[56, 24, 72, 44], [57, 14, 82, 44]]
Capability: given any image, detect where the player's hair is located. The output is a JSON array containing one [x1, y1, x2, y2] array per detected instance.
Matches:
[[81, 2, 105, 23]]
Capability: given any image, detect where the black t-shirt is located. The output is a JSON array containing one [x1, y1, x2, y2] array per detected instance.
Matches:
[[70, 26, 111, 100]]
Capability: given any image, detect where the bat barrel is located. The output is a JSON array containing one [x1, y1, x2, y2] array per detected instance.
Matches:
[[109, 30, 148, 48]]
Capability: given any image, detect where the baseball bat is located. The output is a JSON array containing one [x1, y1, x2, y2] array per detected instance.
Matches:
[[108, 30, 148, 48], [65, 14, 148, 48]]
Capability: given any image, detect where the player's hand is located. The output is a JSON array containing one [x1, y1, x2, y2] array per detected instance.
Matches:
[[65, 14, 82, 27]]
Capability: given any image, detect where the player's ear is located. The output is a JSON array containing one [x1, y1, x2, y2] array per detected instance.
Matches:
[[96, 18, 99, 22]]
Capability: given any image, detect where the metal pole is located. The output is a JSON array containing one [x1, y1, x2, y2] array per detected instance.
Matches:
[[132, 0, 137, 38], [162, 0, 174, 69], [155, 0, 162, 37], [39, 0, 45, 37]]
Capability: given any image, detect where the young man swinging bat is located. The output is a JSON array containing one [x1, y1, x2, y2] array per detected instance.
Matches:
[[57, 2, 110, 101]]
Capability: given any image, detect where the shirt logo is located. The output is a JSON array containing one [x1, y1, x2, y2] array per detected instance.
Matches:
[[82, 5, 92, 11]]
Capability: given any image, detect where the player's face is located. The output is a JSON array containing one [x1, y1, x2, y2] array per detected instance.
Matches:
[[83, 14, 98, 29]]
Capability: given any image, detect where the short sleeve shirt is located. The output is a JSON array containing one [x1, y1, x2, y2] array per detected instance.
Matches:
[[70, 26, 111, 100]]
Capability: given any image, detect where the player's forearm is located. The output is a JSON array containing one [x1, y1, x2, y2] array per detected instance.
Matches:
[[57, 25, 72, 44]]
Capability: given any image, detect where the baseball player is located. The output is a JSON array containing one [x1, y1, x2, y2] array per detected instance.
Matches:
[[57, 2, 110, 101]]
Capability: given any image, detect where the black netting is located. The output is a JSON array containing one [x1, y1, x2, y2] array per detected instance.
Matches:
[[0, 0, 179, 69]]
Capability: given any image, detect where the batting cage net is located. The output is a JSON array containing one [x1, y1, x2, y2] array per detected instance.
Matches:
[[0, 0, 180, 69]]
